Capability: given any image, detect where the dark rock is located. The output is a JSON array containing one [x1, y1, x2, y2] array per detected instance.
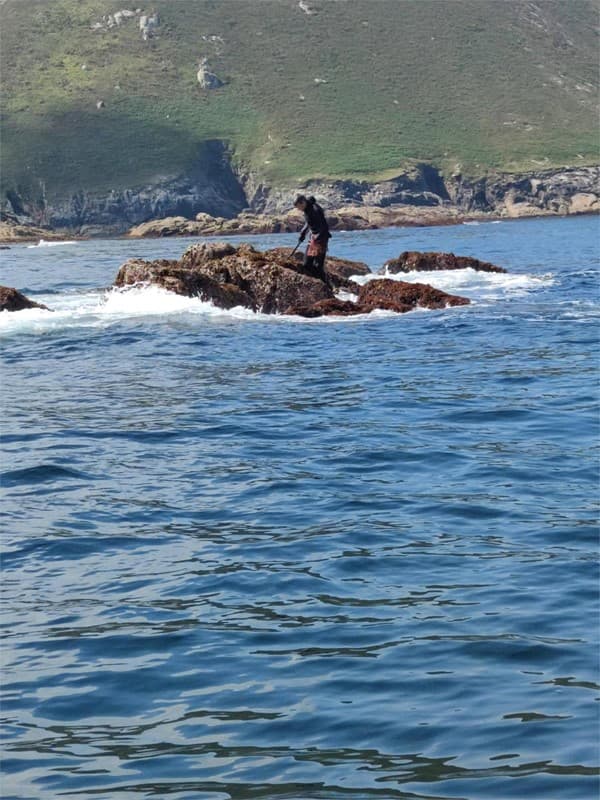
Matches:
[[358, 278, 470, 311], [114, 243, 333, 314], [0, 286, 49, 312], [114, 257, 255, 310], [287, 298, 367, 317], [263, 247, 370, 290], [382, 251, 507, 274], [113, 244, 470, 317], [178, 241, 238, 268]]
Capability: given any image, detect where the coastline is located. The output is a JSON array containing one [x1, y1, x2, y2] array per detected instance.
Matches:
[[1, 205, 597, 245]]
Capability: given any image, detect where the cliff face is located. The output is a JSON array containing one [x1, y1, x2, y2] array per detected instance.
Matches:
[[2, 156, 598, 234], [2, 141, 248, 235]]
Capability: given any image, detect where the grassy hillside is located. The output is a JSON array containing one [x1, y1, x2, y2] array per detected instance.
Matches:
[[1, 0, 598, 203]]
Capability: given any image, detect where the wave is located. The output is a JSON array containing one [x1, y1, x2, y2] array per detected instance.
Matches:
[[26, 239, 78, 248], [356, 267, 555, 301], [0, 265, 557, 335], [0, 285, 269, 335]]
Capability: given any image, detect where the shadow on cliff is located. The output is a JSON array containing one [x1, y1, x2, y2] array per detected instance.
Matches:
[[2, 107, 248, 230]]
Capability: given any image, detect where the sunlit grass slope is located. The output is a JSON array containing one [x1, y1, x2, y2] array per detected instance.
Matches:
[[1, 0, 598, 203]]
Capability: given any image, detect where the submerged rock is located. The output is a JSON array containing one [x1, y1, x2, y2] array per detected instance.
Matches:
[[0, 286, 49, 312], [381, 251, 507, 274], [113, 244, 471, 317]]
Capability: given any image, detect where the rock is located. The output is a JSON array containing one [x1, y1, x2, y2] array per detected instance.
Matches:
[[113, 243, 470, 317], [126, 205, 477, 238], [126, 216, 198, 237], [197, 58, 224, 89], [287, 298, 366, 317], [127, 210, 305, 238], [298, 1, 317, 14], [569, 192, 600, 214], [114, 243, 333, 314], [0, 286, 49, 312], [325, 253, 371, 281], [287, 278, 470, 317], [140, 12, 159, 40], [114, 258, 255, 310], [357, 279, 470, 312], [0, 221, 65, 243], [260, 247, 370, 290], [381, 251, 507, 274]]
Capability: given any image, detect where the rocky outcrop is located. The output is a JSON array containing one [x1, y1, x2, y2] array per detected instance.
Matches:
[[127, 210, 304, 238], [381, 251, 507, 274], [116, 243, 333, 314], [0, 220, 65, 243], [0, 286, 49, 312], [447, 165, 600, 216], [114, 257, 256, 310], [114, 243, 471, 317], [197, 58, 224, 89], [91, 9, 159, 40], [288, 279, 471, 317], [127, 205, 473, 238], [357, 278, 470, 313]]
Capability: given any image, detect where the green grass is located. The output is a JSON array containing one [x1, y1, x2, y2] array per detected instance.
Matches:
[[1, 0, 598, 203]]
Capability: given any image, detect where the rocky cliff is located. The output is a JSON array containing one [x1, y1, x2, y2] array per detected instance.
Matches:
[[2, 155, 598, 236]]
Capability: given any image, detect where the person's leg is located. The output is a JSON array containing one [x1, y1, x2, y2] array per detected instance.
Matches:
[[315, 250, 332, 290], [303, 253, 317, 274]]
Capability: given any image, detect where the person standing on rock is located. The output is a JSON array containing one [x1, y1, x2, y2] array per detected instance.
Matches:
[[294, 194, 332, 289]]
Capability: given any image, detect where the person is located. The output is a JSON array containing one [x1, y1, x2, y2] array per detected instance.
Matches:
[[294, 194, 332, 288]]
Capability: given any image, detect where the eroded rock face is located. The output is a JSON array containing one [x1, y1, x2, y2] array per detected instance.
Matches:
[[113, 244, 472, 317], [381, 251, 507, 274], [115, 244, 336, 314], [0, 286, 49, 312], [114, 258, 254, 310]]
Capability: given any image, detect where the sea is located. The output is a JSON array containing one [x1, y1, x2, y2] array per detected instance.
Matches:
[[1, 215, 599, 800]]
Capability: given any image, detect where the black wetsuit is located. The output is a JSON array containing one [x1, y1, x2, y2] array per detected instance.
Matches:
[[300, 199, 331, 286]]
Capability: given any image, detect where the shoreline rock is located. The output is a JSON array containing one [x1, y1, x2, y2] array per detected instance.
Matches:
[[124, 206, 487, 239], [0, 220, 72, 244]]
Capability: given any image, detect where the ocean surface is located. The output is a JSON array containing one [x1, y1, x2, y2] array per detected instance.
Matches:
[[1, 215, 599, 800]]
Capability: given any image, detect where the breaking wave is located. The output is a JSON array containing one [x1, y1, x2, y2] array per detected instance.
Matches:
[[0, 266, 558, 336], [358, 266, 555, 301]]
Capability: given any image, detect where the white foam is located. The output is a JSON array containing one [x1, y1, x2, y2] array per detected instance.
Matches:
[[0, 265, 556, 335], [354, 267, 554, 301], [27, 239, 78, 248], [0, 285, 264, 335]]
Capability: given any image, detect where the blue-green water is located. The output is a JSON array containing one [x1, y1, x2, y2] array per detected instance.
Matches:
[[1, 216, 599, 799]]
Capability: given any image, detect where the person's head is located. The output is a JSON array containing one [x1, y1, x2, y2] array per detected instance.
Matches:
[[294, 194, 308, 211]]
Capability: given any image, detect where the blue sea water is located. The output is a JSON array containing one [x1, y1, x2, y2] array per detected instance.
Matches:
[[0, 215, 599, 800]]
